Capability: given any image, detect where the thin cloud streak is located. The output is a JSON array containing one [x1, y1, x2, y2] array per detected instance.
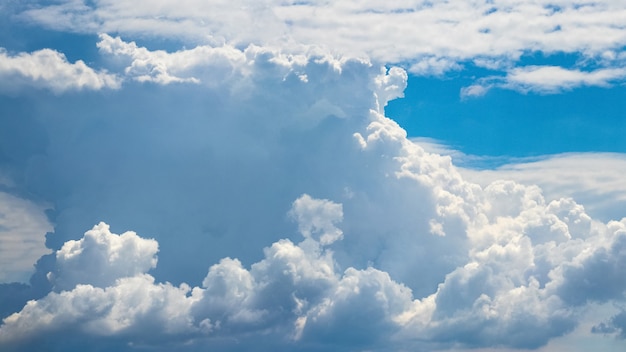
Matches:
[[461, 66, 626, 98]]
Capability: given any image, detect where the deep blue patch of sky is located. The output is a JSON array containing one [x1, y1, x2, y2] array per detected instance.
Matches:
[[386, 67, 626, 159]]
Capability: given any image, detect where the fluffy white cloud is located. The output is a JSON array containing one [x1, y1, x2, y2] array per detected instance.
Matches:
[[15, 0, 626, 94], [96, 33, 249, 85], [2, 190, 625, 351], [49, 222, 158, 291], [0, 195, 412, 349], [0, 48, 120, 93], [289, 194, 343, 245], [458, 153, 626, 222], [2, 1, 623, 97], [414, 139, 626, 222], [1, 32, 626, 352], [0, 275, 197, 347]]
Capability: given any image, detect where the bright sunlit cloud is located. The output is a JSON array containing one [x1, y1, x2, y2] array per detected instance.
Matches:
[[0, 48, 120, 93]]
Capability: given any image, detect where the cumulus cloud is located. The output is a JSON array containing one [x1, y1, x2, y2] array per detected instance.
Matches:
[[2, 1, 624, 101], [458, 153, 626, 222], [1, 20, 626, 352], [2, 190, 626, 351], [49, 222, 158, 292], [0, 48, 120, 93], [13, 0, 626, 94], [413, 139, 626, 222], [0, 192, 52, 283], [0, 196, 412, 350], [0, 36, 419, 309], [289, 194, 343, 245], [96, 33, 248, 84]]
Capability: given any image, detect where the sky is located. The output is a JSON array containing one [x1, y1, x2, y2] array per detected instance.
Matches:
[[1, 1, 626, 351]]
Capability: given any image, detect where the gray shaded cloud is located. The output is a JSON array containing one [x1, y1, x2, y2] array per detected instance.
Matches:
[[0, 191, 52, 283]]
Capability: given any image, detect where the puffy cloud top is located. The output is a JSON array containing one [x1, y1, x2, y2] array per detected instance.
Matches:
[[3, 1, 625, 95], [1, 3, 626, 351], [3, 192, 625, 351], [50, 222, 159, 291], [0, 48, 120, 93]]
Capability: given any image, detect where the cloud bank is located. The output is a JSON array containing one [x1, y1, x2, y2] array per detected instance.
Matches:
[[8, 0, 626, 94], [2, 191, 626, 351], [0, 36, 625, 351], [415, 139, 626, 222], [1, 1, 626, 351]]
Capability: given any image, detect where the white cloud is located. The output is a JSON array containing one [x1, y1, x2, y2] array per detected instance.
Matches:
[[462, 66, 626, 97], [0, 192, 52, 283], [2, 191, 625, 350], [289, 194, 343, 246], [5, 1, 625, 95], [459, 153, 626, 222], [0, 33, 625, 352], [49, 222, 159, 292], [96, 33, 247, 85], [0, 196, 407, 348], [460, 83, 491, 99], [413, 139, 626, 223], [0, 275, 198, 348], [0, 48, 120, 93], [0, 191, 419, 349], [16, 1, 626, 82], [506, 66, 626, 93]]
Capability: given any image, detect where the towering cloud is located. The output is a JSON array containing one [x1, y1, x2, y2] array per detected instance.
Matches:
[[0, 40, 624, 350], [1, 1, 626, 351]]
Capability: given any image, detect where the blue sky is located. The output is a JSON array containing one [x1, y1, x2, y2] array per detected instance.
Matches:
[[387, 71, 626, 158], [1, 1, 626, 351]]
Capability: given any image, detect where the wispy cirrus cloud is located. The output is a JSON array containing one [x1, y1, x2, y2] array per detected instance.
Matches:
[[461, 66, 626, 98]]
